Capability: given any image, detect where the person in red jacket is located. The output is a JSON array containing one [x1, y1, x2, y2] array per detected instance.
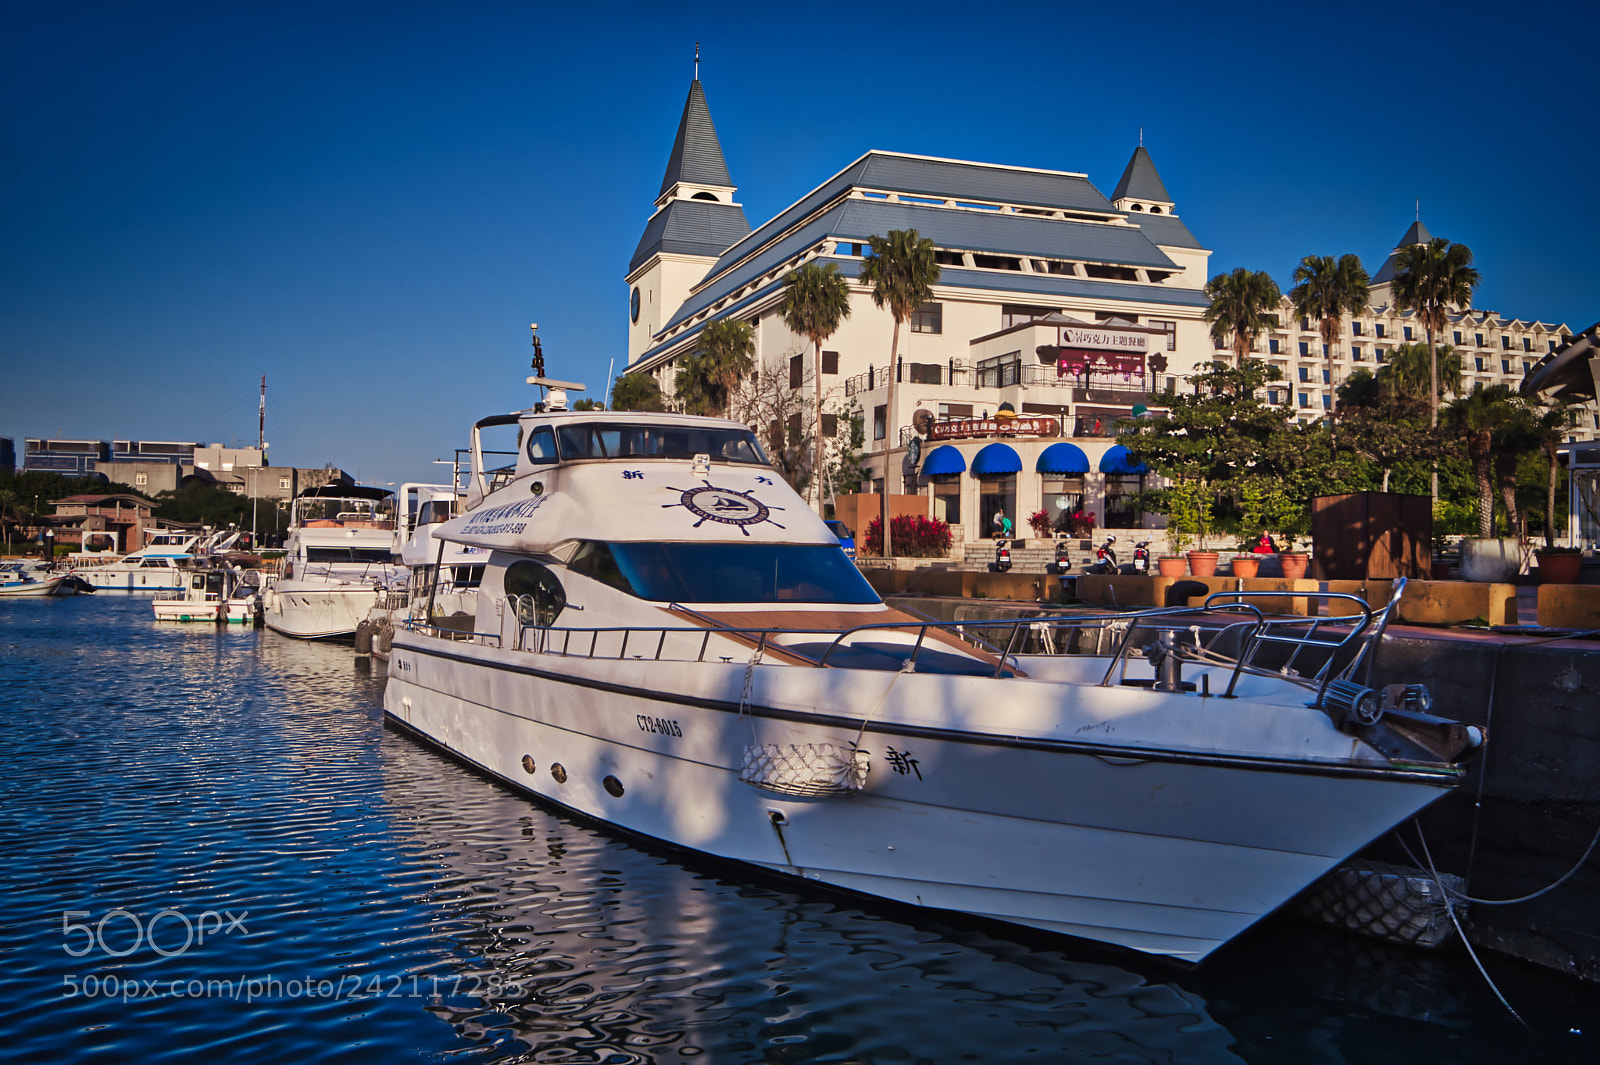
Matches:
[[1251, 532, 1279, 554]]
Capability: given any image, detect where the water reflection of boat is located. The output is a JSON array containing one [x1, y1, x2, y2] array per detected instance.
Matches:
[[386, 391, 1484, 964]]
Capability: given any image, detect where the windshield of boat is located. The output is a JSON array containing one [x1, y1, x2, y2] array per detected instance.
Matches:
[[293, 496, 396, 527], [549, 423, 769, 466], [306, 547, 397, 564], [567, 541, 878, 604]]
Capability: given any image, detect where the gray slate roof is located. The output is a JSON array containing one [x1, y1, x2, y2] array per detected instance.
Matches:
[[629, 199, 752, 273], [659, 80, 733, 194], [1371, 220, 1436, 284], [1126, 211, 1202, 250], [1110, 147, 1171, 203], [660, 196, 1180, 334]]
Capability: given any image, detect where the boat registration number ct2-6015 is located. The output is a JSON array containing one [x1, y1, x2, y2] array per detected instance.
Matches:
[[637, 715, 682, 738]]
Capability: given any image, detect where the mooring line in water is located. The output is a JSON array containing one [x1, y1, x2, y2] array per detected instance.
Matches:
[[1410, 816, 1600, 908], [1410, 820, 1528, 1029]]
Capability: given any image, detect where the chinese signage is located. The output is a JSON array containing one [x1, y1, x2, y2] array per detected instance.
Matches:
[[928, 416, 1060, 440], [1058, 325, 1149, 352]]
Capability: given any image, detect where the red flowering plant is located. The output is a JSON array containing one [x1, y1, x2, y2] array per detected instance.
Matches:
[[862, 515, 954, 558], [1027, 509, 1052, 538]]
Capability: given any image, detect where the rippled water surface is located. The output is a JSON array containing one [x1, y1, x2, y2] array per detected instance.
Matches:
[[4, 595, 1599, 1063]]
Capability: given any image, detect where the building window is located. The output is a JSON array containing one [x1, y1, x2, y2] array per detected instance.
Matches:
[[1268, 338, 1280, 354], [279, 476, 292, 490], [908, 363, 943, 385], [1322, 368, 1331, 384], [134, 473, 148, 486], [937, 402, 973, 420], [1454, 331, 1462, 345], [789, 354, 804, 389], [1352, 321, 1363, 336], [1475, 333, 1484, 347], [1298, 342, 1309, 357], [1501, 336, 1512, 350], [1375, 346, 1386, 362], [1149, 319, 1177, 351], [1299, 391, 1311, 408], [873, 404, 886, 441], [1322, 395, 1331, 410], [1501, 359, 1511, 374], [1001, 304, 1055, 329], [1351, 344, 1362, 360], [1522, 338, 1531, 352], [1550, 340, 1558, 352], [910, 302, 943, 334], [978, 475, 1016, 535], [1298, 366, 1310, 382], [821, 413, 838, 437], [1475, 357, 1485, 372], [1300, 317, 1310, 331], [786, 413, 803, 444], [1322, 344, 1330, 358], [1375, 323, 1385, 339], [1523, 361, 1535, 375], [821, 350, 839, 375], [975, 352, 1021, 389], [1404, 326, 1413, 341], [930, 474, 962, 525], [1103, 473, 1144, 529]]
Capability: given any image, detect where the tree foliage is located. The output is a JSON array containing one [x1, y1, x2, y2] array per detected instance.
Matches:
[[1288, 253, 1370, 365], [610, 372, 666, 412], [1203, 268, 1281, 365], [781, 261, 853, 513], [1390, 237, 1481, 431]]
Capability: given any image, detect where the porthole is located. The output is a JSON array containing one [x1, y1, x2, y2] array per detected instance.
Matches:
[[603, 775, 624, 797], [504, 560, 566, 628], [550, 763, 568, 784], [521, 755, 536, 775]]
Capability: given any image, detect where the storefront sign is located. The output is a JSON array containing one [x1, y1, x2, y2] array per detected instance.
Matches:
[[1058, 325, 1149, 352], [928, 416, 1059, 440], [1054, 349, 1147, 378]]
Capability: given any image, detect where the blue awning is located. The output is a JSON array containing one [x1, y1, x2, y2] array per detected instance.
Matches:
[[970, 443, 1022, 475], [1098, 444, 1148, 474], [921, 445, 966, 476], [1036, 442, 1090, 474]]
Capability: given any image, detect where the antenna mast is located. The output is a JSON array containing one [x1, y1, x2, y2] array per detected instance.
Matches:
[[258, 374, 267, 454]]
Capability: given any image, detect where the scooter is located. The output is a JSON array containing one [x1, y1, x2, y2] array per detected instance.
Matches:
[[1053, 538, 1073, 575], [1088, 535, 1118, 575], [1128, 540, 1151, 575], [994, 538, 1012, 572]]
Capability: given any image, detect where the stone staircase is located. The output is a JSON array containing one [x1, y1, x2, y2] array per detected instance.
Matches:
[[957, 539, 1097, 573]]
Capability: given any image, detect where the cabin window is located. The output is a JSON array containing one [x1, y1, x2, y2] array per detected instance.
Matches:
[[575, 542, 878, 604], [552, 423, 769, 465], [504, 560, 566, 627], [526, 426, 558, 465]]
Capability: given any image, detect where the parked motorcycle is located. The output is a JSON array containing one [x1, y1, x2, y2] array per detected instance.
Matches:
[[1053, 538, 1073, 575], [1088, 535, 1118, 575], [1127, 540, 1151, 575], [994, 539, 1012, 573]]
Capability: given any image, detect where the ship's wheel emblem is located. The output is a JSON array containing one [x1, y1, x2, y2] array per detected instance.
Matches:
[[663, 485, 785, 535]]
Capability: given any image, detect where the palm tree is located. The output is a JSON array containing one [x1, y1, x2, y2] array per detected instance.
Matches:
[[1384, 342, 1463, 403], [1444, 384, 1520, 539], [859, 229, 939, 557], [674, 351, 721, 416], [781, 262, 853, 514], [1390, 238, 1481, 499], [1203, 268, 1281, 366], [697, 319, 756, 418], [1288, 253, 1370, 403], [1534, 403, 1574, 546]]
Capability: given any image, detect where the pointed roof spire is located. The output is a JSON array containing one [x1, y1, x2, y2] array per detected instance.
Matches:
[[658, 70, 734, 197], [1371, 219, 1437, 285], [1111, 146, 1171, 204]]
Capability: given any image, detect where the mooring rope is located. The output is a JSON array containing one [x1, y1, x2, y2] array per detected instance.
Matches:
[[1404, 817, 1600, 908]]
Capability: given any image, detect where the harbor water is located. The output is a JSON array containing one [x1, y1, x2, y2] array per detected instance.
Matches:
[[4, 595, 1599, 1063]]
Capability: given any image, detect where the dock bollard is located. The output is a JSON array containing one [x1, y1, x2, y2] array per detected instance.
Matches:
[[353, 620, 373, 656]]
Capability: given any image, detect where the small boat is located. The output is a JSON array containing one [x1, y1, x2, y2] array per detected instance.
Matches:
[[67, 532, 201, 592], [263, 484, 404, 639], [384, 382, 1486, 964], [0, 561, 76, 596], [152, 564, 261, 623]]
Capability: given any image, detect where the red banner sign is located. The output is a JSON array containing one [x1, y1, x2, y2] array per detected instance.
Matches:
[[928, 416, 1060, 440], [1056, 349, 1146, 379]]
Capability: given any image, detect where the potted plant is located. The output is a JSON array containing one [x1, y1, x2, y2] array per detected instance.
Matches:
[[1158, 521, 1191, 577], [1229, 541, 1261, 580], [1534, 546, 1583, 584], [1276, 528, 1310, 580], [1165, 481, 1217, 577], [1028, 509, 1052, 543]]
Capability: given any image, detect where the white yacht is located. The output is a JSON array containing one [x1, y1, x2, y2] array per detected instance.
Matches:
[[385, 393, 1483, 964], [68, 532, 200, 592], [0, 561, 76, 597], [263, 484, 403, 639]]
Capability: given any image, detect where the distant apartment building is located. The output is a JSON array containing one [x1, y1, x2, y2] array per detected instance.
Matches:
[[1232, 221, 1592, 438], [0, 437, 14, 476]]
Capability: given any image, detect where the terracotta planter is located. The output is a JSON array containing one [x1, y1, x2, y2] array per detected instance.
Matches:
[[1157, 556, 1187, 577], [1459, 538, 1520, 583], [1535, 550, 1583, 585], [1278, 552, 1310, 580], [1229, 556, 1260, 579], [1186, 551, 1219, 578]]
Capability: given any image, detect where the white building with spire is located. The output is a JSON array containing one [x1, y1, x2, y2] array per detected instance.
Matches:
[[625, 74, 1217, 538]]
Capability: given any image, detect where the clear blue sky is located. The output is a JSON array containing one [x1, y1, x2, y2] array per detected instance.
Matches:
[[4, 0, 1596, 487]]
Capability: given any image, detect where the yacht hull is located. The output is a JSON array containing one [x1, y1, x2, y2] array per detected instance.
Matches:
[[265, 582, 383, 639], [386, 634, 1454, 963]]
